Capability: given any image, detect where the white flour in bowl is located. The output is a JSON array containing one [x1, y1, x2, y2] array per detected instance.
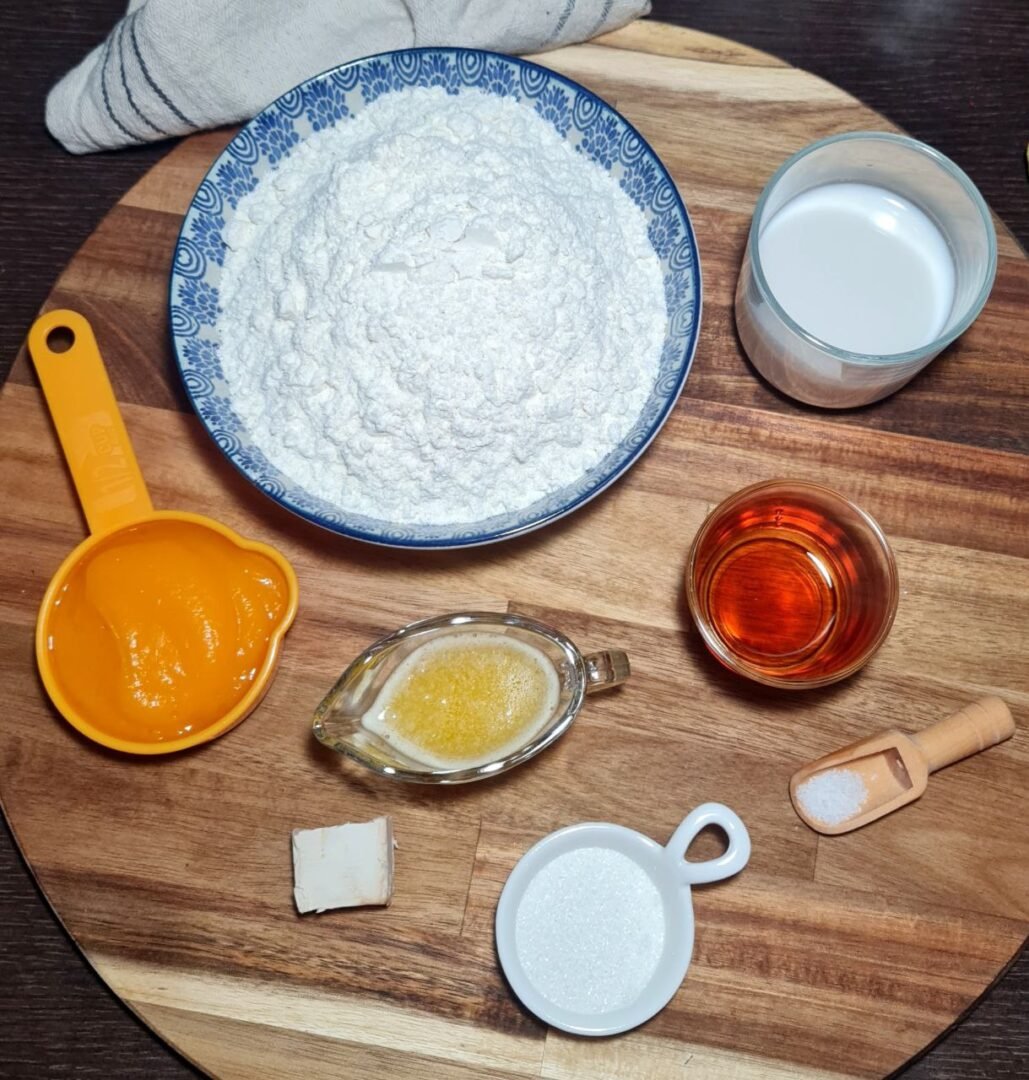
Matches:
[[217, 86, 666, 525]]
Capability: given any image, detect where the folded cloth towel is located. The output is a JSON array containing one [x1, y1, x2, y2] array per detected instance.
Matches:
[[47, 0, 649, 154]]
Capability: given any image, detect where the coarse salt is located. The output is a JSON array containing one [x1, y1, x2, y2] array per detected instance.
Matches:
[[795, 767, 868, 826], [514, 846, 666, 1015], [217, 86, 666, 525]]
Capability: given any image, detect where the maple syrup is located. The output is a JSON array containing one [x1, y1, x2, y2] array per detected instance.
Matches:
[[687, 482, 898, 687]]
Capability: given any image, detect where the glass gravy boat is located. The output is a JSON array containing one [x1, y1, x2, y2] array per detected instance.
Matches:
[[313, 611, 629, 784]]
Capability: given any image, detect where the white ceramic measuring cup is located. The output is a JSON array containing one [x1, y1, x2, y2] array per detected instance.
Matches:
[[495, 803, 751, 1036]]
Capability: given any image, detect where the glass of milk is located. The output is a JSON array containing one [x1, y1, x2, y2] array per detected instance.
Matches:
[[735, 132, 996, 407]]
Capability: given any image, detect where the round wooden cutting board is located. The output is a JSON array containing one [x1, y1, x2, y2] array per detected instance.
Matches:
[[1, 21, 1027, 1080]]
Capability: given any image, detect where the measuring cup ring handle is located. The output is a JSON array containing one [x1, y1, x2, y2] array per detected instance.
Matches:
[[665, 803, 752, 887]]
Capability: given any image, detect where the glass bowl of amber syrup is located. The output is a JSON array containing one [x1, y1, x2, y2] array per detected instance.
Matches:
[[686, 480, 898, 689], [313, 612, 629, 783]]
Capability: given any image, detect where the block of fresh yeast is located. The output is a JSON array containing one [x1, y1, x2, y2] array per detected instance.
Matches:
[[292, 816, 395, 914]]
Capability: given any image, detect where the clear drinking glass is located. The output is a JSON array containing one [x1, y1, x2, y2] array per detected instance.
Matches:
[[735, 132, 997, 407], [685, 480, 899, 689], [313, 611, 630, 784]]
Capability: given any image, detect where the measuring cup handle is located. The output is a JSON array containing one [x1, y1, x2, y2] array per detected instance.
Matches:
[[27, 310, 153, 536], [665, 803, 751, 887]]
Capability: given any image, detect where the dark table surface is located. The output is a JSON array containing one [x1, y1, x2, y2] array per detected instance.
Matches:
[[1, 2, 1026, 1077]]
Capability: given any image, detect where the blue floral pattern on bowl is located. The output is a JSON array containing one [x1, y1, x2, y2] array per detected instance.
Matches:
[[579, 113, 620, 170], [253, 110, 299, 164], [301, 78, 350, 131], [359, 58, 398, 104], [214, 158, 258, 209], [420, 51, 461, 95], [188, 210, 226, 267], [534, 84, 572, 137], [171, 48, 701, 549]]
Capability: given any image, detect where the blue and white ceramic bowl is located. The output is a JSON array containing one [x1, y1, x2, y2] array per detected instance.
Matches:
[[170, 48, 701, 548]]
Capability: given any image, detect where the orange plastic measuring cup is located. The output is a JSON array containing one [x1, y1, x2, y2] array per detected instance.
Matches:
[[28, 310, 299, 755]]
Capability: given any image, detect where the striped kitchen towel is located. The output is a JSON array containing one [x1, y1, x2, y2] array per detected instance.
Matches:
[[47, 0, 649, 154]]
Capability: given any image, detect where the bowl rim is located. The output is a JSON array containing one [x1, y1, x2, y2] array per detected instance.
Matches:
[[169, 45, 702, 549]]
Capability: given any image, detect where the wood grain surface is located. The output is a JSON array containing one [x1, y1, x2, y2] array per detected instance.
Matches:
[[2, 11, 1028, 1080]]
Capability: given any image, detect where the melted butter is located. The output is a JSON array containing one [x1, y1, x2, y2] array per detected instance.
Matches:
[[364, 632, 560, 769], [46, 519, 290, 743]]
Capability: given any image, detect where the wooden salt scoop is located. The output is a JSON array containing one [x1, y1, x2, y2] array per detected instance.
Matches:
[[789, 696, 1015, 835]]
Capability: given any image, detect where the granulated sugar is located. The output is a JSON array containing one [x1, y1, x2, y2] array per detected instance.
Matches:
[[217, 86, 666, 525], [514, 846, 665, 1014], [796, 767, 868, 826]]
